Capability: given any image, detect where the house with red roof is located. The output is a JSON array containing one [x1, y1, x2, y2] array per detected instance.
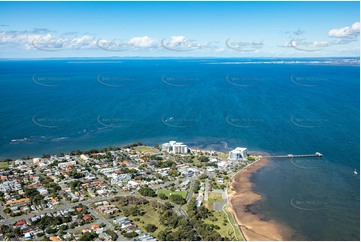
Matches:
[[83, 214, 92, 221], [15, 220, 26, 227]]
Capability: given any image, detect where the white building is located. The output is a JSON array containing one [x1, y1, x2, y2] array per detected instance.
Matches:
[[162, 141, 189, 154], [228, 147, 248, 161], [37, 187, 49, 196], [14, 160, 24, 166], [58, 160, 76, 169], [80, 154, 89, 161]]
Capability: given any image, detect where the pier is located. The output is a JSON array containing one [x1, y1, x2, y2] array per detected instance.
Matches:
[[266, 152, 323, 158]]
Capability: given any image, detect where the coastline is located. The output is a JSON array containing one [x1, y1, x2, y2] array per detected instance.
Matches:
[[228, 156, 294, 241]]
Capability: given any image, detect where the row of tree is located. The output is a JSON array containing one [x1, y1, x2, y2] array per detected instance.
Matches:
[[110, 195, 149, 207], [187, 199, 228, 241], [156, 202, 199, 240]]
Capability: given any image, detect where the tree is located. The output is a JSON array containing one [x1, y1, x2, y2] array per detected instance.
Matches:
[[199, 156, 209, 162], [59, 224, 68, 230], [123, 231, 138, 238], [193, 180, 200, 194], [145, 224, 157, 233], [197, 206, 210, 219], [78, 231, 97, 241], [168, 169, 179, 177], [0, 225, 9, 234], [158, 193, 168, 200], [157, 230, 169, 241], [5, 233, 13, 240], [247, 156, 255, 161], [169, 194, 186, 205], [14, 227, 22, 236], [105, 229, 118, 240], [46, 227, 58, 234], [123, 206, 144, 217], [138, 187, 156, 197]]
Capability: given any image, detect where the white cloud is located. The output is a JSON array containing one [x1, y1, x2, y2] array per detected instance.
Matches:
[[328, 22, 360, 38], [68, 35, 97, 49], [0, 28, 97, 50], [160, 36, 221, 52], [128, 36, 157, 47], [170, 36, 187, 44]]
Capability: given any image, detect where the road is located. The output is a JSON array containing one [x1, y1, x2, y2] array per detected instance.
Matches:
[[66, 206, 127, 241], [204, 179, 210, 202], [0, 202, 8, 220], [186, 178, 196, 202]]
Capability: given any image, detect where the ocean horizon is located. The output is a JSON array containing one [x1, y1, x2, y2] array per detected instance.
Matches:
[[0, 58, 359, 240]]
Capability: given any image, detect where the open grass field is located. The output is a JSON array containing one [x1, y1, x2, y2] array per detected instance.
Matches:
[[203, 210, 238, 241], [201, 208, 245, 241], [218, 152, 229, 159], [135, 146, 154, 153], [225, 208, 244, 241], [116, 202, 167, 238], [208, 192, 224, 203], [0, 162, 9, 169], [156, 189, 187, 199]]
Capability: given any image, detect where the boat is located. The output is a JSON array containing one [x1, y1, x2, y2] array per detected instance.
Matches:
[[354, 169, 358, 175]]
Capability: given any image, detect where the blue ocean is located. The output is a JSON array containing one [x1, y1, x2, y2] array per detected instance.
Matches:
[[0, 58, 359, 240]]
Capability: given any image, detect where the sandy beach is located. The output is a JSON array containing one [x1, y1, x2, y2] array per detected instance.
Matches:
[[228, 156, 294, 241]]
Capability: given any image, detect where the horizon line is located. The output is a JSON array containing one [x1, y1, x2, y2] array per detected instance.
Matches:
[[0, 56, 359, 60]]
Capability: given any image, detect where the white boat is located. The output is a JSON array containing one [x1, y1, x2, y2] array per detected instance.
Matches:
[[354, 169, 358, 175]]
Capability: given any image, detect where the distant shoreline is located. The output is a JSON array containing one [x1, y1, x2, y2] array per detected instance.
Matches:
[[228, 155, 295, 241], [0, 139, 235, 160]]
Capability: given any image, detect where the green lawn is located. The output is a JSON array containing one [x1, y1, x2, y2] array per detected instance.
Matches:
[[205, 201, 214, 210], [117, 203, 166, 238], [192, 157, 200, 164], [156, 189, 187, 199], [202, 208, 244, 241], [208, 193, 224, 203], [0, 162, 9, 169], [225, 208, 244, 241], [218, 152, 229, 159], [135, 146, 154, 153], [202, 210, 238, 241]]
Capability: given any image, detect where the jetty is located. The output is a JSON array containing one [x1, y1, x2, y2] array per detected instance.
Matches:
[[266, 152, 323, 158]]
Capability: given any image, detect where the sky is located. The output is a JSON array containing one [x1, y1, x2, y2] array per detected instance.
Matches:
[[0, 1, 359, 58]]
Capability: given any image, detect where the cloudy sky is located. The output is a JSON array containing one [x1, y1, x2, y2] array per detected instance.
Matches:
[[0, 1, 359, 58]]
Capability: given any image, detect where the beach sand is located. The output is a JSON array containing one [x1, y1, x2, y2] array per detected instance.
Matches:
[[228, 156, 294, 241]]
